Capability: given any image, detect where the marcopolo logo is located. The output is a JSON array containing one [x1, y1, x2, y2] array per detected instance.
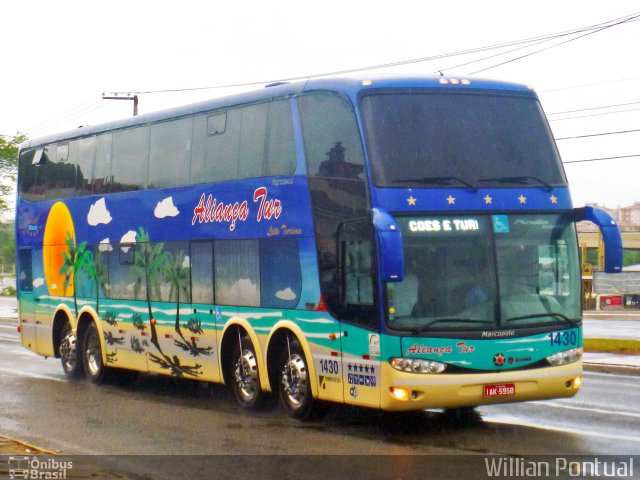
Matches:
[[7, 456, 73, 479]]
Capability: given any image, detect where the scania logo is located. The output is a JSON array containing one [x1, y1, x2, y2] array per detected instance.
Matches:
[[493, 353, 506, 367]]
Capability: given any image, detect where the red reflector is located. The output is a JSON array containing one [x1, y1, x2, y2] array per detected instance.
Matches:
[[119, 330, 125, 334], [316, 295, 328, 312], [17, 326, 21, 333], [330, 351, 338, 357], [165, 334, 172, 339]]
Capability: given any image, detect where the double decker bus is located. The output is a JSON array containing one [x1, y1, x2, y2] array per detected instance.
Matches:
[[16, 75, 622, 419]]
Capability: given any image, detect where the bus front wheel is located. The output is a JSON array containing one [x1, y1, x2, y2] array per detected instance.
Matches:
[[59, 322, 83, 379], [278, 337, 316, 420]]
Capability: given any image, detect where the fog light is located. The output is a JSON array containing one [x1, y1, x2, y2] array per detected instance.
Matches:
[[390, 387, 410, 401]]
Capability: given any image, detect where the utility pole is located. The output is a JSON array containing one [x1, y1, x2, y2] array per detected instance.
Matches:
[[102, 93, 139, 116]]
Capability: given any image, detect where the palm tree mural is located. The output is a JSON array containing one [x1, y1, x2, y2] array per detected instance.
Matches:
[[165, 250, 190, 334], [129, 227, 205, 377], [60, 232, 94, 320], [130, 227, 169, 352]]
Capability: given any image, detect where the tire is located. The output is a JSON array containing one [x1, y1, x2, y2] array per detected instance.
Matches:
[[230, 334, 271, 409], [59, 322, 83, 379], [278, 337, 317, 420], [83, 322, 106, 384]]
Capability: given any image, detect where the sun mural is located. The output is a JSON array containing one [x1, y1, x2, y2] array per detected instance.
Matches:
[[43, 202, 76, 296]]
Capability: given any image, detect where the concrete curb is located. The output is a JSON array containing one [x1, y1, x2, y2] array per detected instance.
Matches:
[[583, 362, 640, 376]]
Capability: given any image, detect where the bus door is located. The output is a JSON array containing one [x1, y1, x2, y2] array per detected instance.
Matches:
[[338, 222, 382, 408], [17, 248, 36, 352]]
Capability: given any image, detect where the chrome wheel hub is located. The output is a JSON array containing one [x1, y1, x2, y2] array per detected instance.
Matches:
[[60, 332, 76, 369], [234, 349, 259, 401], [85, 332, 102, 377], [281, 354, 307, 407]]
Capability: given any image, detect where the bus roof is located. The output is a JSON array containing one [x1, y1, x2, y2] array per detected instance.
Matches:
[[21, 75, 534, 149]]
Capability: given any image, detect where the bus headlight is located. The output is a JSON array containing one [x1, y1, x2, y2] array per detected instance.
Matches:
[[389, 358, 447, 374], [546, 347, 583, 366]]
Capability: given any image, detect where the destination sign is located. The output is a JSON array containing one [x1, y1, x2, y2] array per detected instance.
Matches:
[[406, 218, 480, 233]]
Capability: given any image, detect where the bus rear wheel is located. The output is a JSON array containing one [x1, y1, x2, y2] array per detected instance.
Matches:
[[230, 334, 270, 409], [83, 322, 106, 384], [59, 322, 83, 379], [279, 337, 316, 420]]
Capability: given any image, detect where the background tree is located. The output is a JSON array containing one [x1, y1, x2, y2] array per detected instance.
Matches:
[[0, 134, 27, 219]]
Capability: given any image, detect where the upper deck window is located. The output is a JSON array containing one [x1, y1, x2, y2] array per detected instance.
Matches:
[[360, 91, 566, 189]]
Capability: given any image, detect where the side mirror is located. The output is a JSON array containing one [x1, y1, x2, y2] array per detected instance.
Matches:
[[574, 206, 623, 273], [372, 208, 404, 282]]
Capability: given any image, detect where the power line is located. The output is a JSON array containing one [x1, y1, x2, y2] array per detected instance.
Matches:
[[468, 13, 640, 75], [548, 106, 640, 122], [555, 129, 640, 141], [548, 101, 640, 116], [563, 154, 640, 164], [120, 11, 640, 95]]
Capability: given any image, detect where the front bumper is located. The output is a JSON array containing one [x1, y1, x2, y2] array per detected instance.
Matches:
[[380, 360, 582, 411]]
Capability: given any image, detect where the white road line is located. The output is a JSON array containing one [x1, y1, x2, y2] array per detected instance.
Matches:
[[484, 415, 640, 444], [585, 371, 640, 380], [0, 366, 65, 382], [542, 401, 640, 419], [0, 335, 19, 343]]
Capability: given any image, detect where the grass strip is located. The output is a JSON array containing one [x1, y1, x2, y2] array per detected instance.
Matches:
[[584, 338, 640, 354]]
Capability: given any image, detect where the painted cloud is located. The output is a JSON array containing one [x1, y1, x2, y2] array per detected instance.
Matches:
[[275, 287, 297, 301], [98, 238, 114, 252], [32, 277, 45, 289], [154, 197, 179, 218], [87, 198, 112, 226], [120, 230, 138, 253]]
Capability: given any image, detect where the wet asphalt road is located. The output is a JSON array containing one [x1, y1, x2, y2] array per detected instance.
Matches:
[[1, 317, 639, 479]]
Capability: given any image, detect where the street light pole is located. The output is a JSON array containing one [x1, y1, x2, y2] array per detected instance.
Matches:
[[102, 93, 139, 116]]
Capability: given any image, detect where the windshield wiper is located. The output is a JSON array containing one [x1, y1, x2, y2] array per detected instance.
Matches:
[[411, 317, 490, 335], [478, 176, 554, 192], [393, 176, 477, 192], [505, 312, 580, 328]]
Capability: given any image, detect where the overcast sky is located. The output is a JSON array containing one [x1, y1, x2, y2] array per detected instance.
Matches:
[[1, 0, 639, 211]]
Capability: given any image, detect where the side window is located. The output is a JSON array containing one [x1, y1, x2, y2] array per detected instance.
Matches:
[[109, 244, 145, 300], [191, 241, 214, 305], [265, 99, 296, 176], [18, 149, 46, 201], [239, 103, 269, 178], [150, 242, 190, 303], [148, 118, 192, 189], [190, 99, 296, 184], [77, 137, 96, 196], [214, 240, 260, 307], [260, 239, 301, 309], [18, 249, 33, 292], [111, 127, 149, 192], [93, 134, 112, 194], [73, 244, 96, 298], [299, 93, 373, 325], [299, 93, 365, 179], [45, 142, 76, 199], [344, 240, 373, 305]]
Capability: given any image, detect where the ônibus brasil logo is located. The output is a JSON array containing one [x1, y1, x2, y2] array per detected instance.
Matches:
[[493, 353, 506, 367]]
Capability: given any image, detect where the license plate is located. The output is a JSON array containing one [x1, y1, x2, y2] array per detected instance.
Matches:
[[484, 383, 515, 397]]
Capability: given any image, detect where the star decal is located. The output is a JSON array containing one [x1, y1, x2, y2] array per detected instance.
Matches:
[[518, 195, 527, 204], [550, 195, 558, 204], [407, 196, 417, 206], [446, 195, 456, 205], [484, 195, 493, 205]]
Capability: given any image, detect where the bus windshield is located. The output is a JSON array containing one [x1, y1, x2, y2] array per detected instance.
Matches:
[[387, 214, 581, 333], [360, 91, 566, 189]]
